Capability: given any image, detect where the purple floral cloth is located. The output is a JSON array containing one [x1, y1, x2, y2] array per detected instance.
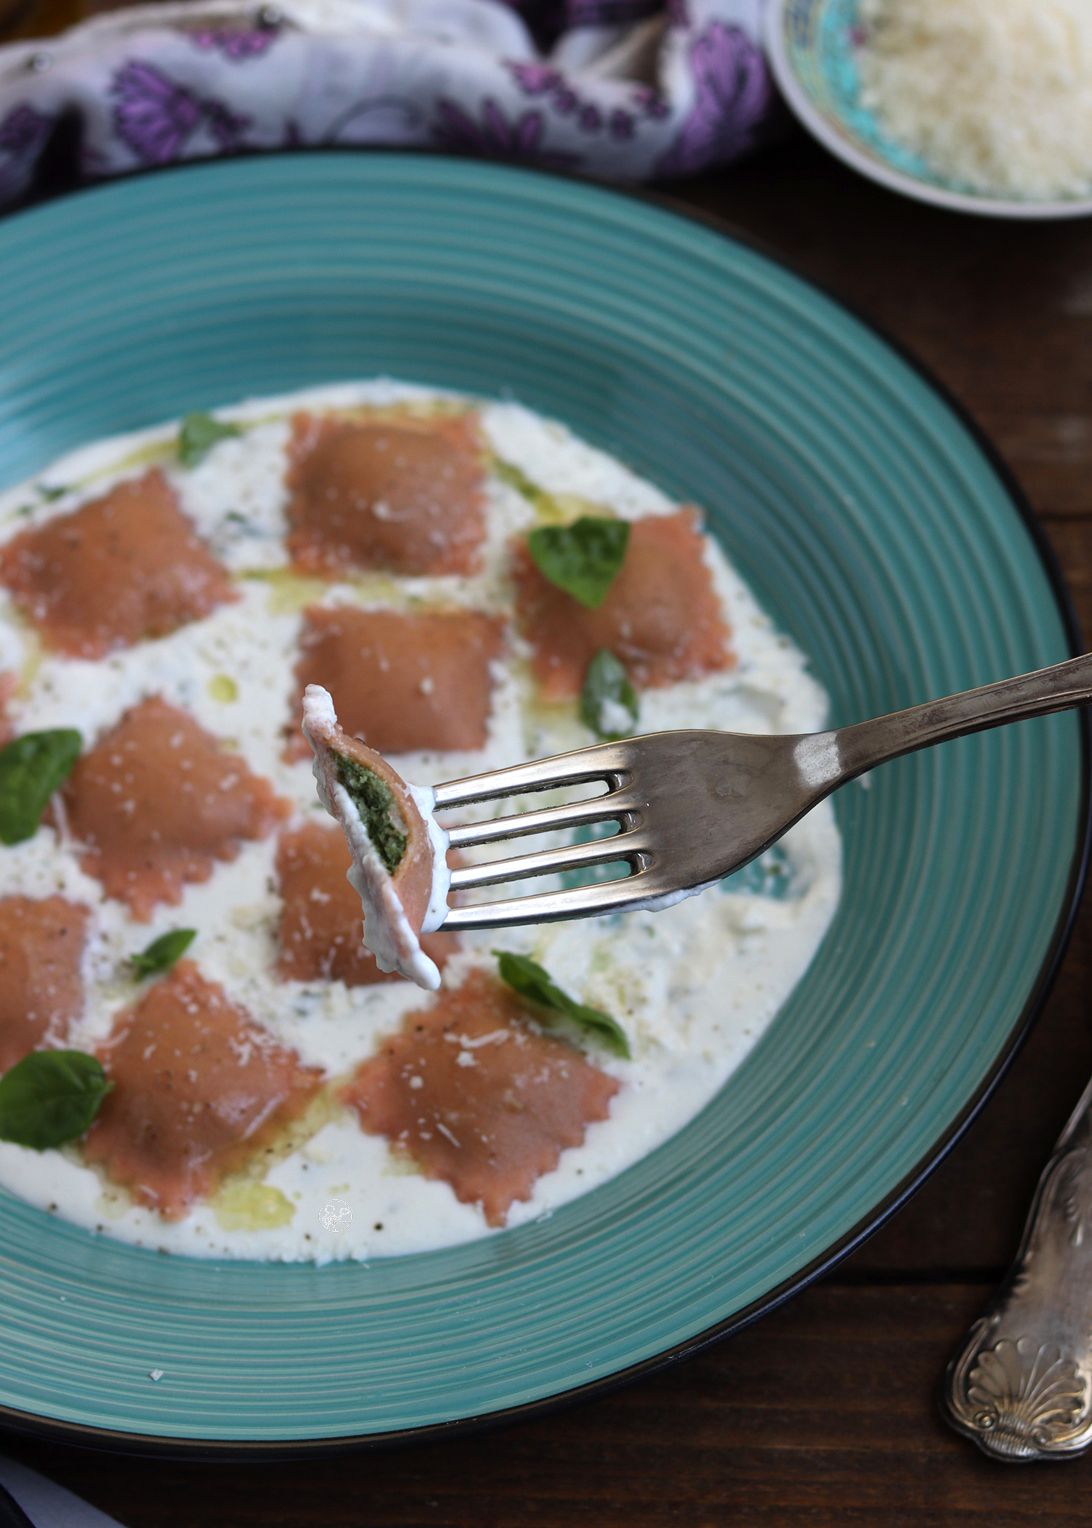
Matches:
[[0, 0, 775, 206]]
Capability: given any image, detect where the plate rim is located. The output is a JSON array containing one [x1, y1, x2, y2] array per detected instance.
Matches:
[[0, 150, 1088, 1459], [764, 0, 1092, 221]]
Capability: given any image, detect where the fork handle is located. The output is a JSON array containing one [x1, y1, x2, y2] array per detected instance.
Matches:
[[943, 1070, 1092, 1460], [836, 652, 1092, 779]]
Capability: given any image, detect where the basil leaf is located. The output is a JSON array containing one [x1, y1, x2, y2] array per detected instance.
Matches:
[[527, 517, 630, 609], [177, 412, 242, 467], [580, 650, 638, 740], [130, 928, 196, 977], [0, 729, 82, 846], [494, 951, 631, 1059], [0, 1050, 113, 1150]]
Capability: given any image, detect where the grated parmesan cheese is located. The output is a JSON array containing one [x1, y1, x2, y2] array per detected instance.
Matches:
[[857, 0, 1092, 199]]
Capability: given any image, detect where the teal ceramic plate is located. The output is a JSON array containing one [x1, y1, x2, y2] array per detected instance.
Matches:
[[766, 0, 1092, 219], [0, 154, 1086, 1453]]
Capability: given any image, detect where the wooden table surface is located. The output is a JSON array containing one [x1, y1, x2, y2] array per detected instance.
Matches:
[[2, 7, 1092, 1519]]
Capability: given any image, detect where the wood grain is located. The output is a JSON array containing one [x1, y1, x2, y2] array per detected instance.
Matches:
[[1, 11, 1091, 1515], [9, 1285, 1092, 1525]]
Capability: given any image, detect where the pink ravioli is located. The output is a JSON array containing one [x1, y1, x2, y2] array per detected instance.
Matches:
[[340, 969, 619, 1226], [275, 819, 458, 986], [0, 470, 235, 659], [83, 960, 322, 1219], [285, 412, 486, 577], [0, 895, 90, 1072], [288, 606, 505, 758], [0, 672, 15, 745], [64, 696, 289, 920], [513, 508, 734, 699]]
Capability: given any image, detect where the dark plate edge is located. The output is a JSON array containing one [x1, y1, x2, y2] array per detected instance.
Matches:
[[0, 148, 1088, 1461]]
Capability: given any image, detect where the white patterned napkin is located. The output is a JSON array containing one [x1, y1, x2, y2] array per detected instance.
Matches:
[[0, 0, 778, 205]]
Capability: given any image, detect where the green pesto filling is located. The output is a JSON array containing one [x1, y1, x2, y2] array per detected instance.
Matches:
[[334, 754, 407, 874]]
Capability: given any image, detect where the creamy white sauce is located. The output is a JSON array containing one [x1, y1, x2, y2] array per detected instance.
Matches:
[[0, 382, 842, 1262], [409, 782, 453, 936]]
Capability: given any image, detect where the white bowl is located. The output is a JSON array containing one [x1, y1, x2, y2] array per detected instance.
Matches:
[[765, 0, 1092, 220]]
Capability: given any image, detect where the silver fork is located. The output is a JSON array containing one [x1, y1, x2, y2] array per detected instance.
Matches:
[[435, 652, 1092, 931]]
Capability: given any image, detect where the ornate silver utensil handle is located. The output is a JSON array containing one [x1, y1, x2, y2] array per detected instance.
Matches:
[[945, 1073, 1092, 1460]]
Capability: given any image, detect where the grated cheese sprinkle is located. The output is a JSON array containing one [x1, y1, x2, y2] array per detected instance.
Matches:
[[857, 0, 1092, 199]]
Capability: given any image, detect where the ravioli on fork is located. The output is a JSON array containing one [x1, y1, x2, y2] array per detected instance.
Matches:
[[301, 684, 450, 990]]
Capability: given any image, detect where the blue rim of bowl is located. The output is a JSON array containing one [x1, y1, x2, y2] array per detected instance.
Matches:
[[0, 149, 1087, 1459], [764, 0, 1092, 221]]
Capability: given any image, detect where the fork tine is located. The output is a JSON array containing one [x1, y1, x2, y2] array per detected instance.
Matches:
[[449, 831, 645, 891], [441, 871, 663, 930], [445, 793, 634, 850], [432, 741, 631, 810]]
